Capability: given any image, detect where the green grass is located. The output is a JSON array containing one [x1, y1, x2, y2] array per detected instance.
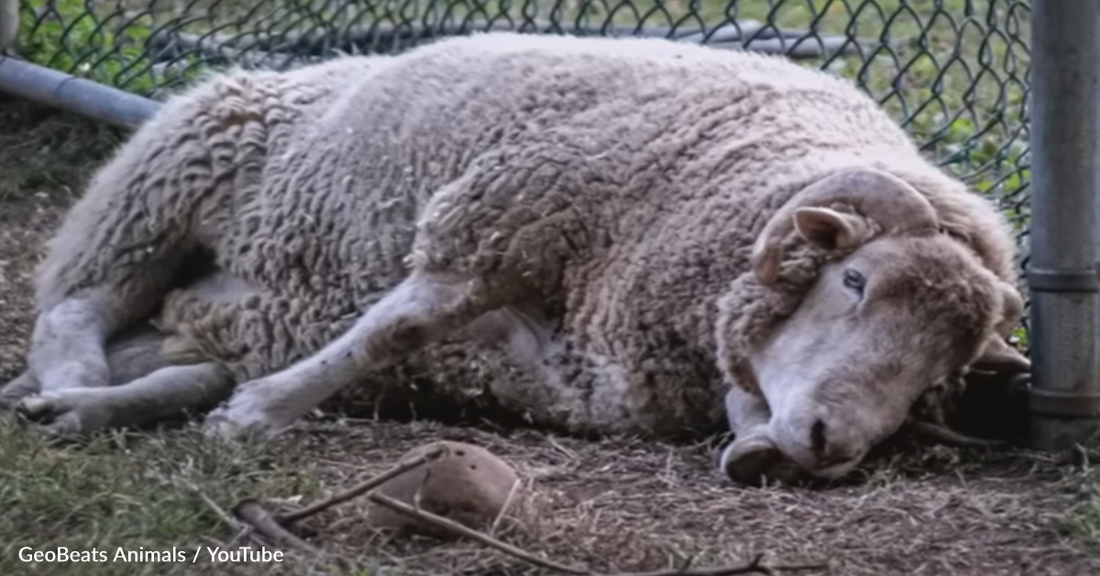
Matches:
[[1066, 497, 1100, 544], [1057, 457, 1100, 550], [0, 420, 354, 576], [0, 96, 124, 202]]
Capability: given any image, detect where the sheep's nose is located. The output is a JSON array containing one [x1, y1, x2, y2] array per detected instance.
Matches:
[[809, 418, 855, 468], [811, 418, 828, 454]]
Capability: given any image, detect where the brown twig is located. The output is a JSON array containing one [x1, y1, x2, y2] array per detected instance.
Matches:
[[368, 491, 828, 576], [616, 553, 774, 576], [231, 498, 365, 572], [369, 491, 588, 574], [614, 553, 830, 576], [488, 476, 523, 537], [233, 499, 323, 556], [277, 444, 447, 524], [906, 418, 1008, 448], [181, 480, 250, 536], [224, 443, 447, 570], [247, 441, 824, 575]]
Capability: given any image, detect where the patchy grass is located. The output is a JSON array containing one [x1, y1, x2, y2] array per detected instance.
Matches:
[[0, 420, 352, 576], [1059, 456, 1100, 549], [1065, 498, 1100, 544], [1, 411, 1100, 576], [0, 95, 123, 202]]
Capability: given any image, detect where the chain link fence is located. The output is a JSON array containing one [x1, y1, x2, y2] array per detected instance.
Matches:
[[12, 0, 1033, 334]]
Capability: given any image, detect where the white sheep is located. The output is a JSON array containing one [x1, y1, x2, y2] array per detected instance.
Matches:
[[2, 32, 1029, 484]]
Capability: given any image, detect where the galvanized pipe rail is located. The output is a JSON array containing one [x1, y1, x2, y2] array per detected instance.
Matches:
[[0, 56, 160, 129]]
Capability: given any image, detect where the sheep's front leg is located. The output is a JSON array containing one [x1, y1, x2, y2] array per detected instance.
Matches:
[[16, 363, 233, 438], [719, 385, 805, 486], [203, 273, 489, 440]]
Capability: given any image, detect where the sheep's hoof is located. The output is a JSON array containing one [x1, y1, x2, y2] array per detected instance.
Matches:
[[718, 431, 805, 487], [201, 406, 282, 442], [14, 392, 102, 439], [0, 371, 39, 411]]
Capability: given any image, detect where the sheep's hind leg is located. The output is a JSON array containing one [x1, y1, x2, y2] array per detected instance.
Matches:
[[203, 273, 491, 440], [28, 294, 117, 394], [11, 323, 233, 437], [2, 296, 120, 428], [719, 385, 805, 486], [0, 372, 40, 427], [3, 322, 171, 409], [17, 363, 234, 438], [2, 320, 190, 411]]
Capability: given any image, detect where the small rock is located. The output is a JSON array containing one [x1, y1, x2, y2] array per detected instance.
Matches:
[[368, 440, 521, 539]]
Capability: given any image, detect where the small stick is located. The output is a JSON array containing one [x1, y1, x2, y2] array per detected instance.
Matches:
[[232, 499, 363, 571], [906, 419, 1007, 448], [182, 481, 250, 535], [225, 443, 448, 569], [368, 492, 827, 576], [277, 444, 447, 524], [487, 477, 523, 537], [369, 491, 588, 574], [233, 499, 323, 556], [615, 553, 828, 576]]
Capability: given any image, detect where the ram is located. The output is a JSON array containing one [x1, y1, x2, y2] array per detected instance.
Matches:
[[1, 32, 1029, 485]]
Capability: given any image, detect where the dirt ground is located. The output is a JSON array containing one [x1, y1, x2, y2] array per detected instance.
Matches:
[[1, 99, 1099, 576]]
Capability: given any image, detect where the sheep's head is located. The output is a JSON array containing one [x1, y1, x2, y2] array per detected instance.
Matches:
[[719, 167, 1028, 481]]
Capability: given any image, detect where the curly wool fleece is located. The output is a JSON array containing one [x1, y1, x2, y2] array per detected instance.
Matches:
[[35, 32, 1019, 438]]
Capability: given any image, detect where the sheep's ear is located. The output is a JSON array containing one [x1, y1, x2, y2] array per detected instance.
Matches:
[[792, 207, 868, 251], [971, 281, 1029, 373]]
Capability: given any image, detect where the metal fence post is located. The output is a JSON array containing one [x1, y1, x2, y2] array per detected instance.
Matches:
[[1027, 0, 1100, 450]]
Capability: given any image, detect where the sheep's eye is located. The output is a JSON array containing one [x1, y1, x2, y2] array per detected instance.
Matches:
[[843, 268, 865, 291]]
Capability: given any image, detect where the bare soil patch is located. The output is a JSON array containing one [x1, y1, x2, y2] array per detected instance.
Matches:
[[276, 420, 1100, 576]]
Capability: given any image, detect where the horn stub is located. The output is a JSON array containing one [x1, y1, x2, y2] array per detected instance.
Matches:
[[751, 167, 941, 285]]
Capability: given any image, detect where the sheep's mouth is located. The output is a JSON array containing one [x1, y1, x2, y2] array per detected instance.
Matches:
[[797, 453, 864, 480]]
